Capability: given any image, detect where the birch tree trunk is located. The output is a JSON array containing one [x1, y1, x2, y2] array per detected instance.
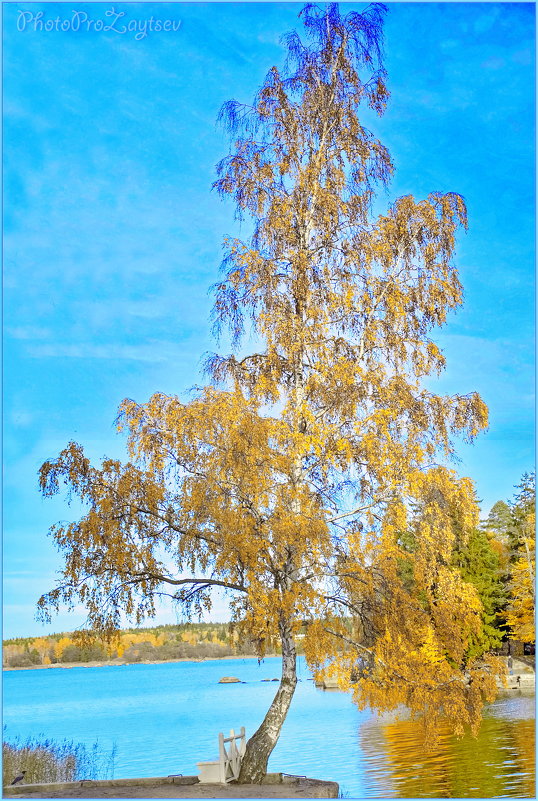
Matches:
[[237, 620, 297, 783]]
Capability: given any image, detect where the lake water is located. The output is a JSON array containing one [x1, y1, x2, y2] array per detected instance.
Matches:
[[3, 656, 535, 798]]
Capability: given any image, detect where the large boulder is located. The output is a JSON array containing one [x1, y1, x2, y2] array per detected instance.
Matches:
[[218, 676, 240, 683]]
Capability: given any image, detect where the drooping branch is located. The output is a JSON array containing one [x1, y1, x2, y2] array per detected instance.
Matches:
[[323, 626, 470, 691], [142, 574, 248, 594]]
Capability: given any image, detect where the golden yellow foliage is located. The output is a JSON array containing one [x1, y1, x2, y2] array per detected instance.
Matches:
[[53, 637, 72, 661], [505, 522, 535, 642], [37, 3, 499, 780]]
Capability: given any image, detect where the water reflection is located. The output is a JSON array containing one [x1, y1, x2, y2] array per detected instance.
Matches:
[[359, 693, 535, 798]]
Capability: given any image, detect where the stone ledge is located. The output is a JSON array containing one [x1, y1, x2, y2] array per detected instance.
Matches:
[[497, 673, 535, 690], [3, 776, 198, 795], [3, 773, 339, 799]]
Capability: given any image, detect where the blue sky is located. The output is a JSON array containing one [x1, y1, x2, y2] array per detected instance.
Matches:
[[3, 2, 535, 638]]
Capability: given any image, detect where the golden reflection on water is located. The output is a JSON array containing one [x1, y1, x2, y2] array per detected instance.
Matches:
[[359, 694, 535, 798]]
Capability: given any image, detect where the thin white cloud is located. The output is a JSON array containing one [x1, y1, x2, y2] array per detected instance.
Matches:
[[25, 341, 179, 362], [8, 325, 51, 340]]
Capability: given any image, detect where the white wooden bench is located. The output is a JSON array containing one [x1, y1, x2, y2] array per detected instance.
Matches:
[[196, 727, 246, 783]]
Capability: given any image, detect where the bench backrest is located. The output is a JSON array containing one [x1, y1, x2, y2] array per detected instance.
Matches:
[[218, 727, 246, 782]]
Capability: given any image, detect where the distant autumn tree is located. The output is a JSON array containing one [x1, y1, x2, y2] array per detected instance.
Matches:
[[38, 3, 500, 782]]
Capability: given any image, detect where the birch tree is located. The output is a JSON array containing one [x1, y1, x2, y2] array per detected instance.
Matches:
[[38, 3, 501, 783]]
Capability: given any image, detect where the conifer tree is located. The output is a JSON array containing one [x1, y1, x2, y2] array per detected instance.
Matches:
[[483, 500, 512, 543], [452, 527, 506, 656], [504, 473, 535, 643], [38, 4, 501, 781]]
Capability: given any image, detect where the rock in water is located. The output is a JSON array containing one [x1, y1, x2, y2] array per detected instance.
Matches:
[[218, 676, 240, 683]]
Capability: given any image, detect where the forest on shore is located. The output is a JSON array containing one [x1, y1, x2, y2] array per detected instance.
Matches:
[[2, 622, 268, 668]]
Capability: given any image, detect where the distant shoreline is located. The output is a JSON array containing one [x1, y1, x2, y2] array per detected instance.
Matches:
[[3, 653, 281, 672]]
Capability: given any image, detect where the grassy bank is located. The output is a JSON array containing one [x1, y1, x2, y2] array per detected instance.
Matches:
[[2, 733, 116, 787]]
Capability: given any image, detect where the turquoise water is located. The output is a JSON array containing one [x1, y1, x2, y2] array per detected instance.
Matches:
[[3, 657, 535, 798]]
